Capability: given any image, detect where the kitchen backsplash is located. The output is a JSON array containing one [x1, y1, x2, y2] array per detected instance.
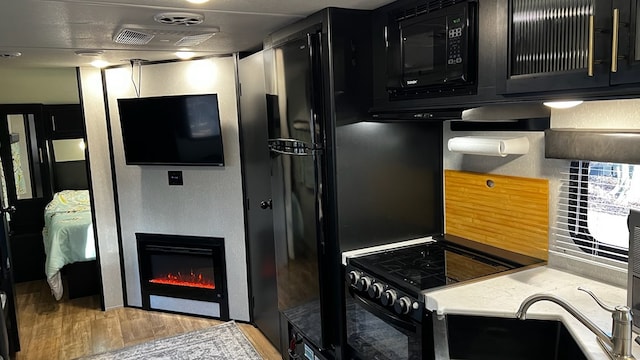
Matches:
[[444, 170, 549, 260], [443, 98, 640, 287]]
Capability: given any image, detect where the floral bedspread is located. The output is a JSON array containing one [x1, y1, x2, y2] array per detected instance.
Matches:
[[43, 190, 95, 300]]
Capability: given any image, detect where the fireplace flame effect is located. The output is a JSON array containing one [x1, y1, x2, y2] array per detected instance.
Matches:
[[149, 270, 215, 289]]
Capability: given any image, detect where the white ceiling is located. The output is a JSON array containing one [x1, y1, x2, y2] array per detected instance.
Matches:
[[0, 0, 394, 69]]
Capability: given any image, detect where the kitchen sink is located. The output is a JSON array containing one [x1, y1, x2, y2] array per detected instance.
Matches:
[[446, 314, 588, 360]]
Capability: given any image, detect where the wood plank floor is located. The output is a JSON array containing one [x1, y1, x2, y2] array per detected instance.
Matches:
[[14, 280, 282, 360]]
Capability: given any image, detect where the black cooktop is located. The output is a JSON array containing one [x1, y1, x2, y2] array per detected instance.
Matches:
[[348, 238, 539, 296]]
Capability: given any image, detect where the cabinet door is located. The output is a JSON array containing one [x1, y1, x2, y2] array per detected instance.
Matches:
[[610, 0, 640, 84], [503, 0, 612, 94], [45, 104, 84, 139]]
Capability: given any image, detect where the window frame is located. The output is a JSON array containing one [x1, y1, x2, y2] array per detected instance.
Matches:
[[567, 160, 628, 262]]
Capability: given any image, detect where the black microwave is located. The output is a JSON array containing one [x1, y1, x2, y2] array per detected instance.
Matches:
[[386, 1, 478, 100]]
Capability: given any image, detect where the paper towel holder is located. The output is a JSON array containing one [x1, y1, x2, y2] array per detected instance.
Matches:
[[447, 136, 530, 157]]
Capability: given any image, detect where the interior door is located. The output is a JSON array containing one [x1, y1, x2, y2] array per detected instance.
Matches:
[[0, 105, 50, 284], [0, 108, 36, 354], [238, 52, 280, 349], [0, 175, 19, 355]]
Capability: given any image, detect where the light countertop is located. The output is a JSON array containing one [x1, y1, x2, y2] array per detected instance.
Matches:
[[423, 266, 638, 360]]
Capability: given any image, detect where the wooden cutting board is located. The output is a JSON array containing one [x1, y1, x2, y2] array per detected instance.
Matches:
[[445, 170, 549, 260]]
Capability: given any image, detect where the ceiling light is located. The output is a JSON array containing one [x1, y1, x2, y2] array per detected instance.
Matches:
[[90, 60, 109, 68], [543, 100, 583, 109], [187, 0, 210, 3], [176, 51, 195, 60]]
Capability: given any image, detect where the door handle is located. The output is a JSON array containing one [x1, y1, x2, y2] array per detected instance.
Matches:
[[588, 15, 595, 77], [611, 8, 620, 73], [260, 199, 273, 210], [1, 257, 9, 280], [0, 206, 15, 215]]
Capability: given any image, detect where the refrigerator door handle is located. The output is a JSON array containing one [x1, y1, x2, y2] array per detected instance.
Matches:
[[307, 32, 324, 147], [268, 138, 322, 156]]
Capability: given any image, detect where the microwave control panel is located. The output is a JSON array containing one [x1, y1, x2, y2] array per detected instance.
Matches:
[[446, 14, 466, 79], [447, 18, 464, 65]]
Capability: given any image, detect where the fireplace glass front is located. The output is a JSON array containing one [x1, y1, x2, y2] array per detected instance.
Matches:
[[147, 246, 216, 290], [137, 233, 228, 319]]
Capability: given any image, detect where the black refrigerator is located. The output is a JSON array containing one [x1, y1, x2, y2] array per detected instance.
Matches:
[[266, 8, 443, 360]]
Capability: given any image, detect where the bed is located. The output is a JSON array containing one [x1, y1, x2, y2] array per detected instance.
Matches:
[[42, 190, 96, 300]]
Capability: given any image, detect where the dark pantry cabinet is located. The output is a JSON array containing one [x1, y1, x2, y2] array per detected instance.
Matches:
[[499, 0, 640, 95]]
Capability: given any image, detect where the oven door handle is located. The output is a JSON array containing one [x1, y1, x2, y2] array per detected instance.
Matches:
[[351, 290, 418, 333]]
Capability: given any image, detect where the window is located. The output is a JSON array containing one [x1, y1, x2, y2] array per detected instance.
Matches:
[[555, 161, 640, 265]]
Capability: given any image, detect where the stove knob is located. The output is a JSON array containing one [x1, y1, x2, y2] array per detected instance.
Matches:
[[347, 271, 360, 286], [368, 283, 384, 299], [394, 296, 412, 315], [356, 276, 372, 292], [381, 289, 397, 307]]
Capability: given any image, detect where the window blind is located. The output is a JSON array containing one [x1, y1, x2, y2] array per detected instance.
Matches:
[[552, 161, 629, 267]]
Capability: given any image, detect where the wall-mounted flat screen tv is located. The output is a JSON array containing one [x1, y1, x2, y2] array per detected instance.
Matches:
[[117, 94, 224, 166]]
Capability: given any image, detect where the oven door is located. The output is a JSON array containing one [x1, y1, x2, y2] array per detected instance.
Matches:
[[345, 290, 423, 360]]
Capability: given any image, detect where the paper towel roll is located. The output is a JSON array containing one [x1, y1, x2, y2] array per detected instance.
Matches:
[[447, 136, 529, 157]]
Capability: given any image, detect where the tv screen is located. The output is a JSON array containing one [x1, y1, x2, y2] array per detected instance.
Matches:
[[117, 94, 224, 166]]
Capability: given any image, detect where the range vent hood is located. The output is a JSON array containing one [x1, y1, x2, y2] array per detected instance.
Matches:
[[451, 103, 551, 131], [545, 129, 640, 164], [461, 103, 550, 121]]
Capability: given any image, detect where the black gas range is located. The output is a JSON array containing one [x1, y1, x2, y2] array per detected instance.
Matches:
[[344, 235, 543, 360]]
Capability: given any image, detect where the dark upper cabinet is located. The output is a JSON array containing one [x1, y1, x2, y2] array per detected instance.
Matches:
[[44, 104, 85, 139], [368, 0, 640, 110], [500, 0, 640, 95], [611, 0, 640, 85]]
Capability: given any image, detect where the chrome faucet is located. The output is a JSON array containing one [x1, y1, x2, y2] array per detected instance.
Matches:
[[516, 287, 635, 360]]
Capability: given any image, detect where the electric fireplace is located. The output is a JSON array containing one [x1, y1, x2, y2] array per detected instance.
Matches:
[[137, 233, 229, 319]]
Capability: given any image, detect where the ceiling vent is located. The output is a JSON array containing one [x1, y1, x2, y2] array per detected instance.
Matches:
[[175, 33, 215, 47], [114, 25, 219, 47], [153, 12, 204, 26], [114, 29, 155, 45]]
